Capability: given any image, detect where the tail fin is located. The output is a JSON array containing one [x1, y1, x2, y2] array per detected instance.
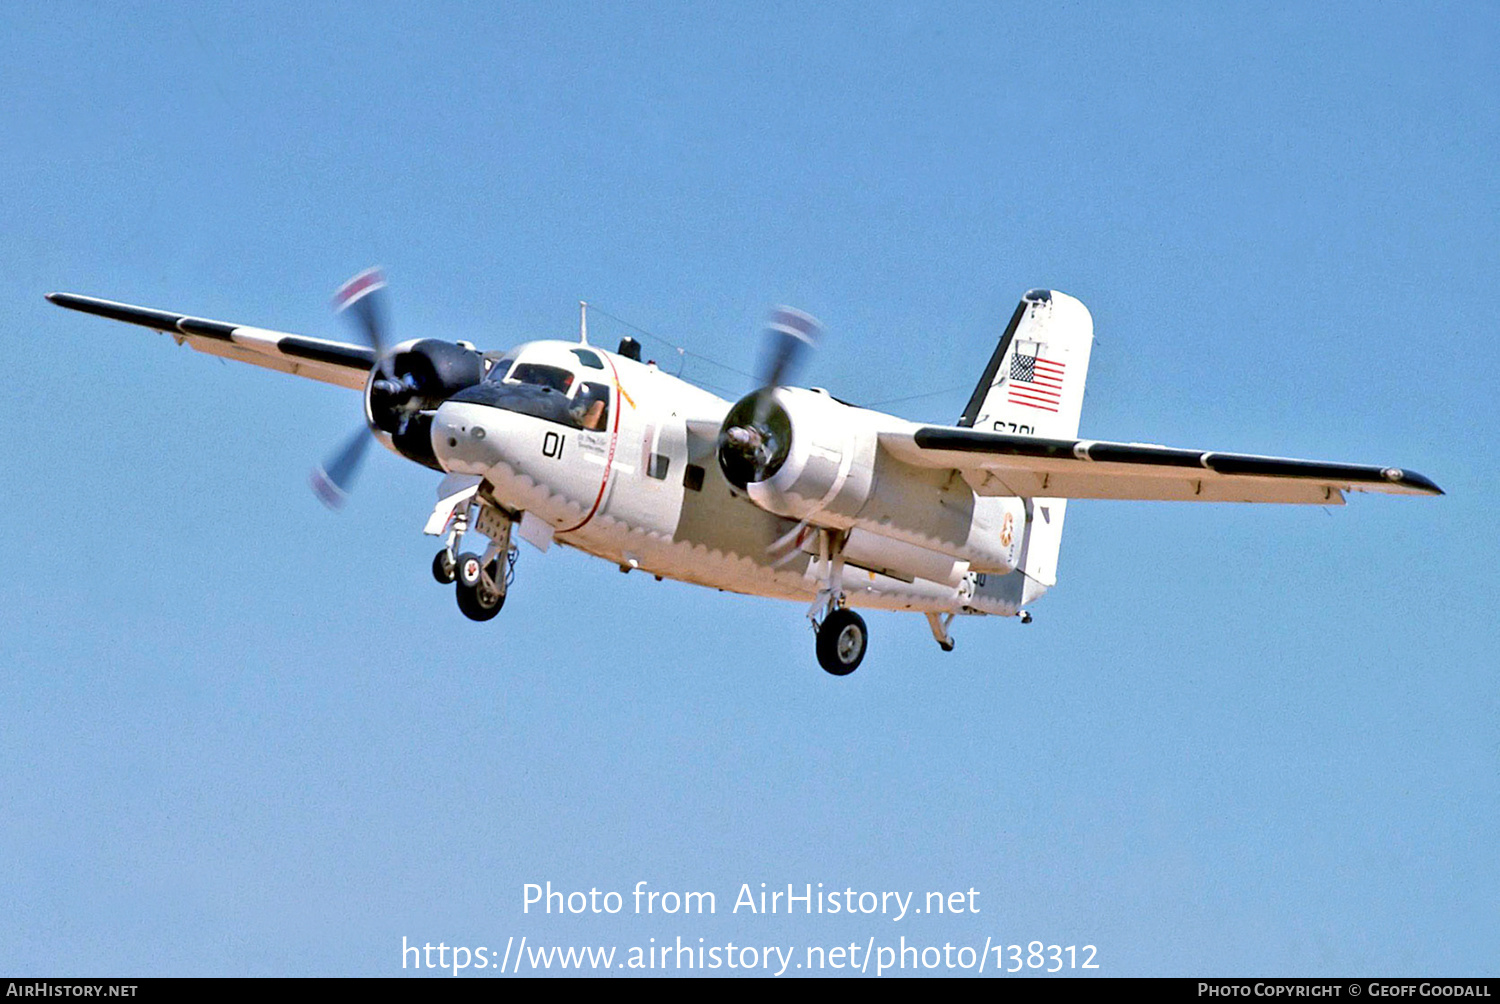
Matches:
[[962, 289, 1094, 609], [957, 288, 1093, 440]]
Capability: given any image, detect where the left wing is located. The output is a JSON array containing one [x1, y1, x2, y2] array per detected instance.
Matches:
[[878, 426, 1442, 504], [47, 292, 374, 390]]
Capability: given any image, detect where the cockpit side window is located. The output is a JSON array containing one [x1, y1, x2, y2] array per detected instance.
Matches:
[[508, 363, 575, 394], [570, 381, 612, 431], [571, 348, 605, 370], [485, 356, 517, 382]]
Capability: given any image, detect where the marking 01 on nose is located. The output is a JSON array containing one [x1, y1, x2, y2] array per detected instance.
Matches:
[[542, 431, 565, 459]]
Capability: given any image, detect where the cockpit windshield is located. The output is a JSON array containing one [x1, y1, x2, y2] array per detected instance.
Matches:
[[507, 363, 574, 394], [453, 357, 611, 432]]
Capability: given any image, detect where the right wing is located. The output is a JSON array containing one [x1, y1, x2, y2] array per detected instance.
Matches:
[[47, 292, 374, 391], [878, 426, 1442, 504]]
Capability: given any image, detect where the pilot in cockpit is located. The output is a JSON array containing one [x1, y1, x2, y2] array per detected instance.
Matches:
[[570, 382, 609, 431]]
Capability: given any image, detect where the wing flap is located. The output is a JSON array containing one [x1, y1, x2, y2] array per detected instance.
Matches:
[[878, 427, 1441, 504], [47, 292, 374, 391]]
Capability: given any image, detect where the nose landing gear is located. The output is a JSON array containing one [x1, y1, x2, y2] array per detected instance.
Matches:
[[426, 482, 516, 623], [454, 550, 507, 621]]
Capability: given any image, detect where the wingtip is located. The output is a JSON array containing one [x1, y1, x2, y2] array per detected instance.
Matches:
[[1399, 469, 1444, 496]]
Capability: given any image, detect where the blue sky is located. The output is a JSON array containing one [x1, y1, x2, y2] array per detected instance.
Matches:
[[1, 2, 1494, 977]]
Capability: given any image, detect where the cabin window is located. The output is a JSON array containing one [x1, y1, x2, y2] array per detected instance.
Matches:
[[683, 464, 705, 492], [647, 453, 670, 480]]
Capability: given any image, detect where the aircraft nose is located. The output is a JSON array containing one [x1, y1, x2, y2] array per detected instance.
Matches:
[[431, 400, 505, 475]]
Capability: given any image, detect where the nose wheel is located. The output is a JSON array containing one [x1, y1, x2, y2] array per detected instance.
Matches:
[[426, 490, 516, 623], [455, 551, 506, 621]]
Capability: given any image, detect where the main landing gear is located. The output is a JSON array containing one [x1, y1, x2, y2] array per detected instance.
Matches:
[[808, 529, 868, 676], [428, 484, 516, 623], [815, 607, 867, 676]]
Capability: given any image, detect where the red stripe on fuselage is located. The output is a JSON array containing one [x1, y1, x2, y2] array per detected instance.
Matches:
[[556, 353, 623, 535]]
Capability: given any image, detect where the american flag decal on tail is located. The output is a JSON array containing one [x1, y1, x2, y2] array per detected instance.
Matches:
[[1008, 353, 1065, 412]]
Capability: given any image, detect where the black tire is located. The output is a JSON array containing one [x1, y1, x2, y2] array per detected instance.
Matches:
[[432, 550, 456, 584], [455, 578, 505, 621], [455, 553, 505, 622], [816, 608, 867, 676], [455, 551, 483, 589]]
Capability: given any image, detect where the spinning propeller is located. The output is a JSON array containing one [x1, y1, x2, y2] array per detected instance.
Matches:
[[311, 268, 484, 508], [717, 306, 821, 490], [310, 268, 388, 508]]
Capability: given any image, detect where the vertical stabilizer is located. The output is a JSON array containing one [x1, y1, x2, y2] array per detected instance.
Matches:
[[962, 289, 1094, 609], [958, 289, 1093, 439]]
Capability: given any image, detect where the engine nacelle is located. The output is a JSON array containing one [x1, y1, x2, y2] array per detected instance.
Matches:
[[725, 387, 877, 522], [718, 388, 1022, 575], [365, 338, 484, 469]]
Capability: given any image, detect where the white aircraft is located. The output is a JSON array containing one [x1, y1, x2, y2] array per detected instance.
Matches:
[[47, 275, 1440, 675]]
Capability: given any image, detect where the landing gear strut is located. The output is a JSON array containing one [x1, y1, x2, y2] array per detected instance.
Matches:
[[426, 483, 516, 623], [926, 612, 956, 652], [808, 529, 868, 675]]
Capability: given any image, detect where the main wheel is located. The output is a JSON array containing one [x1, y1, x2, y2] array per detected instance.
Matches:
[[816, 608, 867, 676], [432, 550, 456, 584]]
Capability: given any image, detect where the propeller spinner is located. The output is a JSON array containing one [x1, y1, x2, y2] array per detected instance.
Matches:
[[717, 306, 821, 490]]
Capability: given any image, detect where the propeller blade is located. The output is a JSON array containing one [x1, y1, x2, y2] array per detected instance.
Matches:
[[310, 426, 373, 510], [758, 306, 821, 390], [333, 267, 388, 358], [311, 271, 394, 511]]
